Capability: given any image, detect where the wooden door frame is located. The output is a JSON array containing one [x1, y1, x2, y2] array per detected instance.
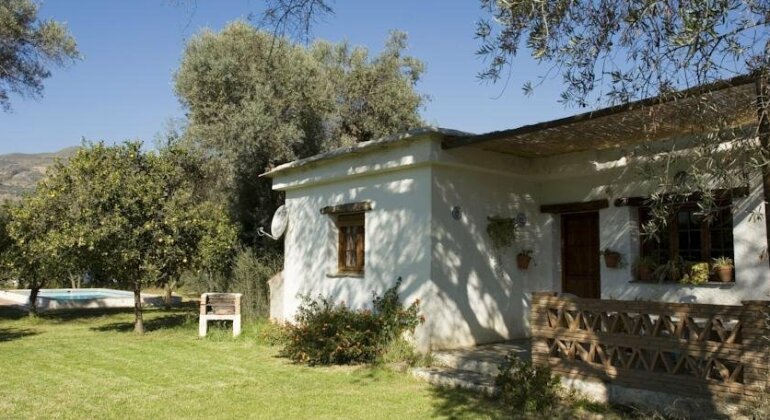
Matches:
[[560, 211, 601, 298]]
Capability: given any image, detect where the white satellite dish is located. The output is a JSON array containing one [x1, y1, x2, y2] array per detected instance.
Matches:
[[270, 205, 288, 238], [259, 205, 288, 240]]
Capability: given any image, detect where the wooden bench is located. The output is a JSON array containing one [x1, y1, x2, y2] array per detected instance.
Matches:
[[199, 293, 242, 337]]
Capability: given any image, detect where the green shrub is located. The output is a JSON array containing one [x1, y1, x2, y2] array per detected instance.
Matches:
[[495, 352, 560, 413], [681, 262, 710, 285], [380, 336, 432, 368], [229, 248, 282, 320], [281, 278, 422, 365], [179, 248, 282, 321], [259, 322, 290, 346]]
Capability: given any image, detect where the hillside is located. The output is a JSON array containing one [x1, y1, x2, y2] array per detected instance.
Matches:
[[0, 147, 78, 202]]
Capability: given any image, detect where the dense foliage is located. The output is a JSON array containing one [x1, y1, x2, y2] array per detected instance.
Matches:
[[5, 142, 238, 328], [181, 248, 282, 320], [0, 198, 68, 314], [0, 0, 79, 110], [281, 279, 423, 365], [495, 351, 561, 413], [174, 21, 424, 244]]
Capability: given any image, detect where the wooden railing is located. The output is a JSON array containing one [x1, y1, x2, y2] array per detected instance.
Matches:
[[530, 292, 769, 404]]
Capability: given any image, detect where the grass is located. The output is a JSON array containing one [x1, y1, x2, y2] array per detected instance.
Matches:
[[0, 304, 630, 419], [0, 304, 508, 419]]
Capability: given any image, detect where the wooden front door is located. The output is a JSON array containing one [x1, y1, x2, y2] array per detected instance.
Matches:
[[561, 212, 601, 298]]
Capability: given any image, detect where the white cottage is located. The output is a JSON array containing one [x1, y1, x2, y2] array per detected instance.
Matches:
[[263, 76, 770, 351]]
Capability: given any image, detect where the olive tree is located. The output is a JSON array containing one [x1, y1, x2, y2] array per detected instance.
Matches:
[[174, 21, 424, 245], [0, 0, 79, 110]]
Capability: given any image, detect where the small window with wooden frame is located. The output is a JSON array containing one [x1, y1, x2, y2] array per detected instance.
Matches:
[[639, 201, 734, 282], [336, 212, 365, 274]]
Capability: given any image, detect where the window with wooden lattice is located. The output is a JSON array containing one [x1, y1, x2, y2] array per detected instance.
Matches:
[[639, 201, 734, 282], [336, 212, 365, 274]]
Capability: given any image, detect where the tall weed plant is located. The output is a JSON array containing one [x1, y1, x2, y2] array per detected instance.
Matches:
[[180, 247, 282, 320]]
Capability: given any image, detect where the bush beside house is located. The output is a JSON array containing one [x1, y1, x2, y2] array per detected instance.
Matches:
[[280, 279, 423, 365]]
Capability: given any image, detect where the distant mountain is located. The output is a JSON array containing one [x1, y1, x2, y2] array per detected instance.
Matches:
[[0, 147, 78, 202]]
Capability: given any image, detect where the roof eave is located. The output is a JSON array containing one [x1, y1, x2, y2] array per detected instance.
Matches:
[[260, 126, 471, 178]]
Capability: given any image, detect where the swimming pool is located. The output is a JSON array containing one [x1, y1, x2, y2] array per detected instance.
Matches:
[[0, 288, 177, 310], [14, 289, 134, 300]]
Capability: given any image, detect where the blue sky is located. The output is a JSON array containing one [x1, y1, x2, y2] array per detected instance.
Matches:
[[0, 0, 572, 154]]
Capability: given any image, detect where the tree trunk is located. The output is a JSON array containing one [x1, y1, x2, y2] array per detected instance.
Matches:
[[756, 75, 770, 267], [133, 284, 144, 334], [69, 273, 81, 289], [163, 280, 175, 310], [28, 286, 40, 317]]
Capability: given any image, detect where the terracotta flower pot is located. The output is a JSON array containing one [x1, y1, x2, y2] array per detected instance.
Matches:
[[604, 252, 621, 268], [637, 265, 653, 282], [517, 254, 532, 270], [716, 266, 734, 283]]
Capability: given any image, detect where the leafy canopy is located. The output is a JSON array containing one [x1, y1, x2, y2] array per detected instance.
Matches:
[[9, 142, 238, 330], [0, 0, 79, 110], [174, 21, 425, 242], [476, 0, 770, 107], [51, 142, 236, 288]]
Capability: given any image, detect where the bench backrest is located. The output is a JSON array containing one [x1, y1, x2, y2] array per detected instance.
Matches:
[[200, 293, 242, 315]]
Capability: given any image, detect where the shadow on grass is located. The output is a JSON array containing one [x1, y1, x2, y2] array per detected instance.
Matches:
[[90, 314, 192, 333], [35, 301, 198, 323], [428, 386, 505, 419], [41, 307, 136, 322], [0, 327, 39, 342], [0, 305, 29, 320]]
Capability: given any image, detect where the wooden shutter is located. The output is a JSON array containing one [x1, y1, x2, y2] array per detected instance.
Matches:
[[336, 213, 365, 273], [355, 226, 365, 272]]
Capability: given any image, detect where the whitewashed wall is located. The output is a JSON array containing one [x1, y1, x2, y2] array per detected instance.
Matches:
[[535, 146, 770, 305], [270, 131, 770, 351], [427, 165, 552, 348], [280, 165, 433, 323]]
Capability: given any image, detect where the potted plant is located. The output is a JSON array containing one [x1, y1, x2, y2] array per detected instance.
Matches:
[[652, 256, 686, 283], [517, 250, 533, 270], [601, 248, 621, 268], [633, 256, 657, 282], [681, 262, 709, 285], [486, 217, 516, 250], [712, 257, 734, 283]]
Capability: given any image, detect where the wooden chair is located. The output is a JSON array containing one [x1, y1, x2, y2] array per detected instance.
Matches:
[[199, 293, 242, 337]]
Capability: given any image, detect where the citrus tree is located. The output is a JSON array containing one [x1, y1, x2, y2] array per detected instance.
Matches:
[[3, 190, 72, 315], [16, 142, 237, 331]]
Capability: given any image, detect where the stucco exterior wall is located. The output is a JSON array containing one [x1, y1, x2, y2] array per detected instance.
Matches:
[[280, 164, 433, 330], [427, 164, 553, 347], [270, 131, 770, 351], [535, 147, 770, 304]]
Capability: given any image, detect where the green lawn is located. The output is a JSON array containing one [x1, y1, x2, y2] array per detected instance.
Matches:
[[0, 305, 505, 419]]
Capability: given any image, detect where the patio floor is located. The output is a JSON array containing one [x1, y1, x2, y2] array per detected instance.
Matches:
[[412, 339, 532, 394]]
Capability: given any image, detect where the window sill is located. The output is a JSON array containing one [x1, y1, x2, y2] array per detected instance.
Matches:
[[326, 272, 365, 278], [628, 281, 735, 288]]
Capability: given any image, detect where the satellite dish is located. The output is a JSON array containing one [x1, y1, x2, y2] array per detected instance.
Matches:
[[267, 205, 288, 239]]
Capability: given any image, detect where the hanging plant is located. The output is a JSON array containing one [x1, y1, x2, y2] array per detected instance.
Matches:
[[517, 250, 533, 270], [486, 217, 517, 250], [601, 248, 622, 268]]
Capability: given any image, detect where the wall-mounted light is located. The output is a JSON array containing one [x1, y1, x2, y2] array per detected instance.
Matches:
[[451, 206, 462, 221]]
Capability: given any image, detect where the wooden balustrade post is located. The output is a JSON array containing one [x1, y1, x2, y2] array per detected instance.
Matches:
[[740, 300, 770, 398], [530, 292, 557, 367]]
